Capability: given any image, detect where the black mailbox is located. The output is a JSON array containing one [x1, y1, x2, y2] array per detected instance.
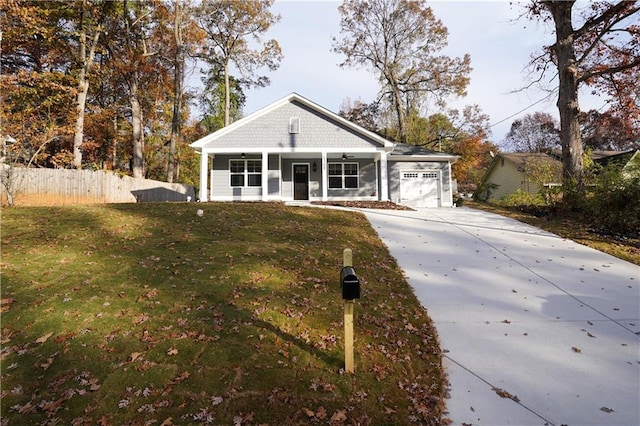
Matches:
[[341, 266, 360, 300]]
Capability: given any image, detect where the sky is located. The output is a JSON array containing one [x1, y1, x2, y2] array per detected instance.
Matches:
[[194, 0, 607, 145]]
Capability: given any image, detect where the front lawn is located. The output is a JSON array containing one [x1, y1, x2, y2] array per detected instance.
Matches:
[[1, 203, 446, 425]]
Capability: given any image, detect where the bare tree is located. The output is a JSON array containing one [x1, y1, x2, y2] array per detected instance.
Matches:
[[333, 0, 471, 143], [503, 112, 560, 153]]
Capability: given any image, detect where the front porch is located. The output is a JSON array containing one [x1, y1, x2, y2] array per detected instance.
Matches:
[[197, 149, 389, 203]]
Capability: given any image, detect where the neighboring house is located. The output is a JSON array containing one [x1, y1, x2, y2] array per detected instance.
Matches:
[[593, 149, 640, 179], [190, 93, 458, 208], [478, 152, 562, 200]]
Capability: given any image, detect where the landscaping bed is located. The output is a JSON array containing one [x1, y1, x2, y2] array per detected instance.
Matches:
[[311, 201, 414, 210]]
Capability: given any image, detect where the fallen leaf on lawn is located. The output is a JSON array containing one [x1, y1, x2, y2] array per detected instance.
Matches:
[[384, 406, 397, 414], [40, 358, 56, 374], [39, 353, 58, 370], [36, 332, 54, 344], [601, 406, 614, 413], [572, 346, 582, 353], [174, 371, 190, 382], [405, 322, 417, 332], [331, 410, 347, 423], [54, 332, 77, 344], [303, 408, 315, 418], [17, 401, 36, 414], [167, 348, 178, 356], [134, 313, 149, 325], [315, 406, 327, 420], [0, 297, 15, 312], [415, 403, 431, 416], [130, 352, 143, 362], [160, 417, 173, 426], [41, 397, 65, 417], [322, 383, 335, 392]]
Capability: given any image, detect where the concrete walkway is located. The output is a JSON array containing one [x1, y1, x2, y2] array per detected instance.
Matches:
[[360, 207, 639, 426]]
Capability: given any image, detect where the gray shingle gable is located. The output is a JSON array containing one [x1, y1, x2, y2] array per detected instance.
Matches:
[[190, 93, 392, 151]]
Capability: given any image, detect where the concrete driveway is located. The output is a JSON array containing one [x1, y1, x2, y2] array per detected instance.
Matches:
[[360, 207, 639, 426]]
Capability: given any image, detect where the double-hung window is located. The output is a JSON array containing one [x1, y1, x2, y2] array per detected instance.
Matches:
[[328, 162, 358, 189], [230, 159, 262, 187]]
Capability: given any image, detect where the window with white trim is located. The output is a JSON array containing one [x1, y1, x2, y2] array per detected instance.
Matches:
[[328, 162, 359, 189], [230, 159, 262, 187]]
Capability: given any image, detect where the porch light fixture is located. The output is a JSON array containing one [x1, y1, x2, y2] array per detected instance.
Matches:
[[313, 161, 317, 172], [342, 153, 347, 160], [241, 153, 246, 158]]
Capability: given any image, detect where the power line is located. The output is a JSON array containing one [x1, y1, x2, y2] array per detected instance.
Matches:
[[490, 90, 557, 128]]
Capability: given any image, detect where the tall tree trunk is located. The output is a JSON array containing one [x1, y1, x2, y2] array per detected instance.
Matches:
[[390, 76, 406, 144], [131, 75, 145, 178], [73, 67, 89, 168], [168, 0, 183, 183], [111, 115, 118, 170], [546, 0, 584, 204], [224, 59, 231, 127], [73, 0, 102, 168]]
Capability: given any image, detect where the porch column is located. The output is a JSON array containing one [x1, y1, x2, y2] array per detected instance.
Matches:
[[447, 160, 454, 207], [199, 151, 209, 202], [321, 151, 328, 201], [262, 150, 269, 201], [379, 151, 389, 201]]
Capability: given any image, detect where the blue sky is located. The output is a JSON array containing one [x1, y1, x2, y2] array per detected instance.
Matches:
[[193, 1, 606, 144]]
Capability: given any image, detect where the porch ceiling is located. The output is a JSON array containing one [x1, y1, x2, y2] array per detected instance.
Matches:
[[279, 152, 378, 160]]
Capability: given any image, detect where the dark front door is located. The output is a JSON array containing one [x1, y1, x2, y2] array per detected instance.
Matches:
[[293, 164, 309, 200]]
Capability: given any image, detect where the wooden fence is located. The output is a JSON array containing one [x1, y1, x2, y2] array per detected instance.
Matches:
[[1, 167, 196, 205]]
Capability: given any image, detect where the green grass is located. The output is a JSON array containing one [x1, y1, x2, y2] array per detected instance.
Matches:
[[1, 203, 447, 425]]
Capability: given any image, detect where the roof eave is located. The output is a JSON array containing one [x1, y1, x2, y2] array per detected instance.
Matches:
[[390, 154, 459, 162]]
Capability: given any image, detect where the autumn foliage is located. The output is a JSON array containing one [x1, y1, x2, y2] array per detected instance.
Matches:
[[0, 0, 282, 185]]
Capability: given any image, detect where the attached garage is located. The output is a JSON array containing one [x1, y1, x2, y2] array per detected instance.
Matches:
[[387, 144, 458, 208], [400, 170, 441, 208]]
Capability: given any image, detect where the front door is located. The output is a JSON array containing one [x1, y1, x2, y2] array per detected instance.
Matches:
[[293, 164, 309, 200]]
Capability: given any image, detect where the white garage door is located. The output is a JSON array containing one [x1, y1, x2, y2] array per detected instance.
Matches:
[[400, 171, 441, 208]]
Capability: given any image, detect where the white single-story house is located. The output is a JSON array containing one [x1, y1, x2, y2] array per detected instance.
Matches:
[[190, 93, 458, 208]]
